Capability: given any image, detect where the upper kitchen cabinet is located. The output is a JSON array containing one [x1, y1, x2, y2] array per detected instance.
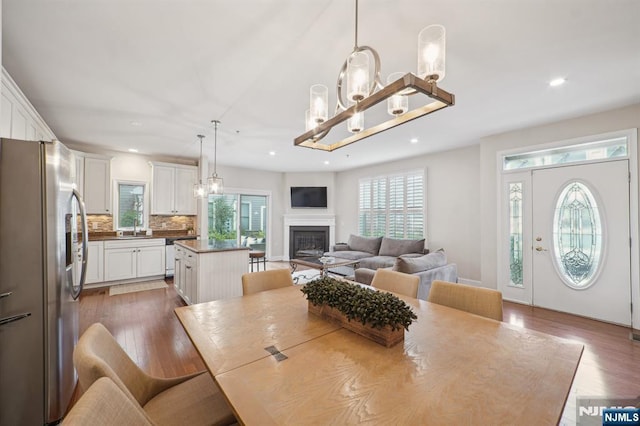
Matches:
[[84, 156, 112, 214], [80, 154, 112, 214], [150, 162, 197, 215], [1, 68, 56, 141]]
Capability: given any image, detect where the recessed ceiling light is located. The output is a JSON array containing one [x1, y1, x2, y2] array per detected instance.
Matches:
[[129, 121, 142, 126], [324, 160, 330, 165], [128, 148, 139, 153], [410, 138, 419, 144], [549, 78, 566, 87], [269, 151, 276, 156]]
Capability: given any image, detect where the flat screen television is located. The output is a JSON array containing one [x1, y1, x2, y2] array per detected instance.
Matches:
[[290, 186, 327, 208]]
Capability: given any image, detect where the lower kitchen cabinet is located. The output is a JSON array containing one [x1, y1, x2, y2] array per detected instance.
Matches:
[[85, 241, 104, 284], [103, 238, 166, 282], [175, 245, 198, 304], [174, 245, 185, 297], [174, 242, 248, 305], [183, 254, 197, 305], [74, 241, 104, 285]]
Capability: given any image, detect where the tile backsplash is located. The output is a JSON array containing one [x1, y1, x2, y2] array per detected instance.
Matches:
[[149, 215, 196, 231], [86, 215, 113, 232], [86, 215, 196, 232]]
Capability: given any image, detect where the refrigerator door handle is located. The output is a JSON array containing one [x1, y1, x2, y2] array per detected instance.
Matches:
[[0, 312, 32, 326], [72, 189, 88, 300]]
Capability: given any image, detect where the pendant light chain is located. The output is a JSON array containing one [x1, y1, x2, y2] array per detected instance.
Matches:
[[197, 134, 204, 176], [193, 134, 207, 199], [212, 120, 219, 176], [207, 119, 224, 194], [354, 0, 359, 49]]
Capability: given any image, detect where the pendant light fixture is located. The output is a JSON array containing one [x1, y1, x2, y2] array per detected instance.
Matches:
[[295, 0, 455, 152], [207, 120, 224, 194], [193, 134, 207, 199]]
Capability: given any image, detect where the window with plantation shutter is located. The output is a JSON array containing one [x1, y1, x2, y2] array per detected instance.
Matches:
[[358, 170, 425, 239]]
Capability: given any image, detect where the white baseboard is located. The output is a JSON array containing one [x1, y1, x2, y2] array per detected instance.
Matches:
[[457, 277, 496, 289], [502, 297, 531, 305]]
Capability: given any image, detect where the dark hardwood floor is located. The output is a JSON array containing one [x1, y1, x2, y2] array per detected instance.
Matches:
[[78, 264, 640, 425]]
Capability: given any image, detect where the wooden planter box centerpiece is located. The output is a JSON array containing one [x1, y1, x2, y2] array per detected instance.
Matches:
[[301, 277, 417, 347]]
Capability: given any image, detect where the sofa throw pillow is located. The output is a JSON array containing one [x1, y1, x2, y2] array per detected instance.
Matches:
[[378, 237, 425, 257], [347, 234, 383, 255], [393, 249, 446, 274]]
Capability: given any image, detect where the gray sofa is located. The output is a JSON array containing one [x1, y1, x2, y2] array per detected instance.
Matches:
[[354, 249, 458, 300], [324, 234, 428, 269]]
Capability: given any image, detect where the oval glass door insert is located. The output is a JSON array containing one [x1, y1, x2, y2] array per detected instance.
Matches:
[[552, 181, 603, 288]]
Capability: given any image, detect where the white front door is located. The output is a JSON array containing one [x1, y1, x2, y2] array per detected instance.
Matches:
[[531, 160, 631, 325]]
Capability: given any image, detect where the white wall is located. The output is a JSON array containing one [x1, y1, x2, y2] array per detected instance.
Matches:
[[111, 152, 152, 183], [334, 145, 482, 282], [480, 103, 640, 291]]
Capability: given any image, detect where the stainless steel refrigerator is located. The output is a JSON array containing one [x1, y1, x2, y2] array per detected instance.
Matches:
[[0, 138, 88, 425]]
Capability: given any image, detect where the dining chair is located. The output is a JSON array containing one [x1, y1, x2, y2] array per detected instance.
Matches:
[[241, 268, 294, 295], [63, 377, 152, 426], [427, 280, 503, 321], [370, 269, 419, 298], [73, 322, 236, 426]]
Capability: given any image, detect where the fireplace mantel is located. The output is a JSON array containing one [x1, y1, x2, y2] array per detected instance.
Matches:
[[283, 214, 335, 261]]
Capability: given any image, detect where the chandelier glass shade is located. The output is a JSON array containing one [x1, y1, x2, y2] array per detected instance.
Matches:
[[193, 134, 207, 199], [207, 120, 224, 194], [295, 0, 454, 152]]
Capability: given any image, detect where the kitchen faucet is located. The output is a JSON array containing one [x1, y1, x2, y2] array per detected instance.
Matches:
[[133, 218, 138, 236]]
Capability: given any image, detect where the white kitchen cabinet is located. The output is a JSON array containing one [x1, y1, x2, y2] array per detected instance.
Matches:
[[103, 238, 166, 282], [103, 247, 137, 281], [137, 245, 166, 277], [84, 156, 112, 214], [71, 152, 85, 195], [1, 69, 56, 141], [74, 240, 104, 285], [183, 254, 197, 305], [174, 241, 247, 305], [150, 162, 197, 215], [174, 245, 185, 298], [85, 241, 104, 284]]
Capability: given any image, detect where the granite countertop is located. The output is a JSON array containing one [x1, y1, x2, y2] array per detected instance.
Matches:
[[88, 231, 196, 241], [175, 239, 251, 253]]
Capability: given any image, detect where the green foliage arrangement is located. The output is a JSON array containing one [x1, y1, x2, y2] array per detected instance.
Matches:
[[301, 277, 417, 331]]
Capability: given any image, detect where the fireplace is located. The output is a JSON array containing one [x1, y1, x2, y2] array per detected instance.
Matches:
[[289, 226, 330, 259]]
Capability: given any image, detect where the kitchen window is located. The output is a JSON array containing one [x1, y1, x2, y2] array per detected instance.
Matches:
[[114, 180, 148, 230]]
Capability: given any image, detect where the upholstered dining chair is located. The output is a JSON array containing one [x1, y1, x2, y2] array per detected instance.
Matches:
[[241, 268, 294, 295], [370, 269, 419, 298], [73, 323, 236, 426], [427, 280, 503, 321], [63, 377, 152, 426]]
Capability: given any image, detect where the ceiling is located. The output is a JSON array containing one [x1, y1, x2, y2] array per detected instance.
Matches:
[[3, 0, 640, 172]]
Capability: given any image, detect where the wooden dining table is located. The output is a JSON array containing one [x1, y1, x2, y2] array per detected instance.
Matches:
[[175, 285, 583, 425]]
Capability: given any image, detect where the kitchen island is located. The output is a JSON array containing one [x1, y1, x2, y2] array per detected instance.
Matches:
[[173, 240, 250, 304]]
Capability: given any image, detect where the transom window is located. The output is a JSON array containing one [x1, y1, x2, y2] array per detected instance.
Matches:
[[503, 137, 627, 171], [358, 170, 424, 239]]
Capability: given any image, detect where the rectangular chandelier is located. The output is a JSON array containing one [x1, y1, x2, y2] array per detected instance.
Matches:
[[294, 1, 455, 152], [294, 73, 454, 152]]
